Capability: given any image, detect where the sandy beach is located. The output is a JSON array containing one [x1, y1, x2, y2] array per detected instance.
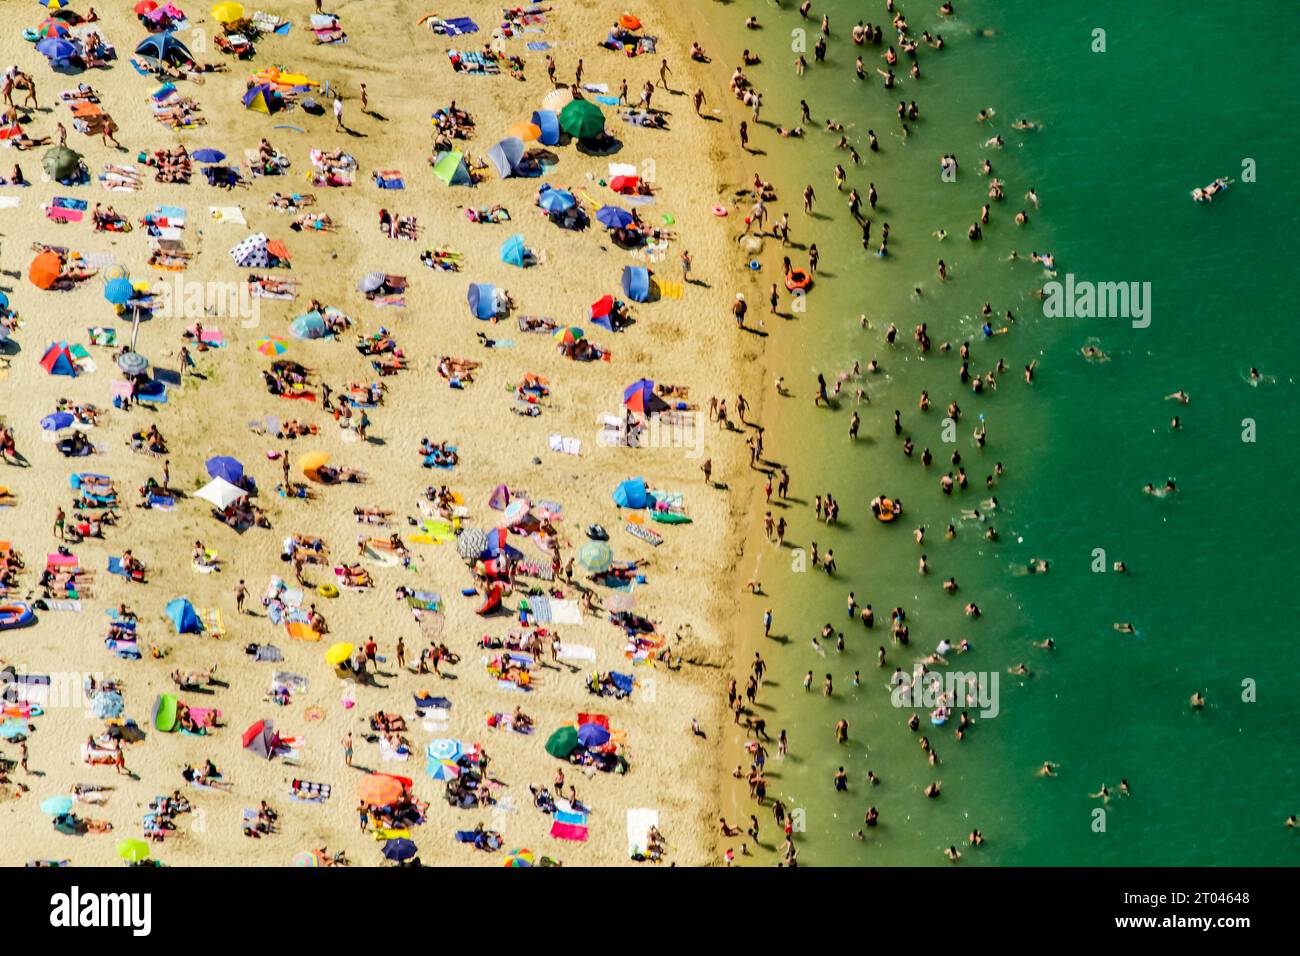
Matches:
[[0, 0, 766, 866]]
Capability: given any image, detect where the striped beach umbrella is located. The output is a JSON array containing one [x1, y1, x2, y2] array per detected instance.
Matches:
[[553, 326, 585, 346], [427, 759, 460, 781], [503, 848, 534, 867], [577, 540, 613, 573], [456, 527, 488, 560], [255, 336, 287, 356], [292, 849, 322, 867]]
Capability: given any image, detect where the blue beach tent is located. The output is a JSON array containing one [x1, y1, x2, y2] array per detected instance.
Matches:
[[530, 110, 560, 146], [165, 597, 203, 634], [612, 477, 648, 509], [621, 265, 650, 303]]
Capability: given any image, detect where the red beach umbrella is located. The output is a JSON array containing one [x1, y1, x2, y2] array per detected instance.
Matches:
[[609, 175, 639, 194]]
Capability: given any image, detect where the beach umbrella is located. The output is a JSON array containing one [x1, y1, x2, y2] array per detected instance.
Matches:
[[205, 455, 244, 483], [382, 838, 418, 862], [426, 759, 460, 781], [192, 148, 226, 164], [195, 476, 246, 509], [325, 642, 354, 666], [622, 378, 659, 413], [40, 411, 74, 432], [456, 527, 488, 560], [537, 188, 575, 214], [36, 37, 77, 61], [292, 850, 323, 867], [499, 234, 528, 267], [621, 265, 651, 302], [541, 88, 573, 113], [41, 795, 74, 816], [133, 0, 159, 13], [559, 99, 605, 140], [357, 774, 405, 808], [503, 848, 534, 868], [545, 726, 579, 758], [118, 839, 152, 863], [104, 277, 134, 305], [426, 738, 462, 761], [41, 146, 82, 182], [596, 205, 634, 229], [505, 121, 541, 142], [357, 271, 386, 293], [466, 283, 497, 320], [298, 450, 331, 479], [41, 0, 72, 10], [242, 719, 278, 759], [554, 326, 585, 346], [255, 335, 287, 356], [500, 498, 529, 527], [36, 20, 72, 39], [116, 351, 150, 376], [211, 1, 244, 24], [29, 251, 61, 290], [609, 175, 640, 194], [577, 722, 611, 749], [590, 295, 615, 322], [577, 540, 613, 573], [289, 311, 328, 340], [618, 13, 642, 30], [486, 137, 525, 179]]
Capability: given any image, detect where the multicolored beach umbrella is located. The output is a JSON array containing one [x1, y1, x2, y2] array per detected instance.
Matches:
[[503, 848, 535, 868], [426, 759, 460, 781], [255, 336, 287, 356], [622, 378, 657, 413], [554, 326, 585, 346], [292, 850, 323, 867]]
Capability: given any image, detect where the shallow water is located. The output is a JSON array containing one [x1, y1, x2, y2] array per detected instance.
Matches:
[[696, 0, 1299, 864]]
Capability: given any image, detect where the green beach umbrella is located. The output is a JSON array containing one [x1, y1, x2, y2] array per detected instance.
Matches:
[[559, 99, 605, 140], [42, 145, 83, 182], [577, 540, 613, 573], [544, 726, 579, 758]]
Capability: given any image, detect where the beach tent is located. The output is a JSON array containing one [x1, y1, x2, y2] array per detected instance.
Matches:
[[596, 205, 635, 229], [39, 342, 77, 376], [530, 110, 561, 146], [229, 233, 271, 267], [623, 378, 667, 415], [165, 597, 202, 634], [488, 483, 510, 510], [559, 99, 605, 140], [242, 718, 280, 759], [431, 150, 471, 186], [152, 693, 179, 732], [537, 187, 575, 214], [135, 31, 193, 66], [204, 455, 243, 483], [486, 137, 525, 179], [41, 411, 74, 431], [242, 83, 284, 115], [195, 476, 246, 509], [621, 265, 651, 302], [467, 283, 498, 319], [612, 477, 649, 509], [289, 311, 328, 340], [42, 145, 83, 182], [500, 234, 528, 267]]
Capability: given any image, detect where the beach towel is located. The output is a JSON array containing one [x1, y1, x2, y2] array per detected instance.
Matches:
[[290, 779, 330, 802], [627, 808, 659, 858], [285, 622, 321, 642], [199, 607, 225, 637], [548, 434, 581, 456], [550, 820, 588, 841], [526, 41, 551, 51], [556, 643, 597, 662], [254, 644, 284, 663], [210, 206, 247, 226], [0, 197, 21, 209], [549, 600, 584, 625], [374, 170, 405, 189]]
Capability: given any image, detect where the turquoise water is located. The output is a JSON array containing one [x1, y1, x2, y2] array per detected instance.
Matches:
[[698, 1, 1299, 864]]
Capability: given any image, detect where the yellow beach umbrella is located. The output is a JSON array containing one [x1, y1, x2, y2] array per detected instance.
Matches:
[[117, 838, 151, 863], [297, 450, 330, 478], [325, 642, 354, 666], [211, 2, 245, 24], [505, 121, 542, 142]]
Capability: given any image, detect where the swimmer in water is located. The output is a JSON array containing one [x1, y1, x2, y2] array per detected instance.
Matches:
[[1012, 118, 1038, 130], [1039, 761, 1059, 777], [1033, 638, 1055, 650], [1114, 622, 1136, 634], [1190, 692, 1205, 709], [1165, 390, 1190, 404], [1089, 783, 1111, 804], [1081, 345, 1110, 362]]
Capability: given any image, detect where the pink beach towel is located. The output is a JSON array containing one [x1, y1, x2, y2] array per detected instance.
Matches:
[[549, 821, 589, 842]]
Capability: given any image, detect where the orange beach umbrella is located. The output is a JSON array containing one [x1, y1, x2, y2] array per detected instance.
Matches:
[[357, 774, 405, 808], [29, 252, 61, 289], [618, 13, 641, 30], [505, 121, 541, 142]]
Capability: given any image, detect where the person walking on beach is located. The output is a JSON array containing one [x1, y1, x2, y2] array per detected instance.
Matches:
[[739, 120, 749, 152], [341, 732, 353, 768], [359, 83, 370, 115], [659, 58, 672, 90], [732, 293, 747, 330], [546, 55, 557, 86], [803, 183, 816, 213], [681, 249, 693, 282], [692, 87, 706, 115], [333, 94, 345, 132], [701, 458, 713, 485], [235, 579, 247, 614]]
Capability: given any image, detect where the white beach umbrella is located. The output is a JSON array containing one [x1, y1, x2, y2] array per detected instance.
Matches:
[[195, 476, 247, 509]]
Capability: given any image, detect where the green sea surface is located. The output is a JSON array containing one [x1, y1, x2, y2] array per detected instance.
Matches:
[[695, 0, 1299, 865]]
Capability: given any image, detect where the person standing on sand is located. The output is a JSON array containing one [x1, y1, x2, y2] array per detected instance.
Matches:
[[732, 292, 747, 329], [659, 58, 672, 90], [396, 637, 406, 670], [739, 120, 749, 152], [701, 458, 712, 485], [359, 83, 369, 115], [333, 94, 344, 132], [681, 249, 692, 282], [235, 579, 247, 614], [341, 732, 353, 768], [692, 87, 706, 114]]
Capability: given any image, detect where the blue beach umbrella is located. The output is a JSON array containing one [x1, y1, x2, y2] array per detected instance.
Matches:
[[41, 411, 74, 431], [500, 234, 528, 267], [427, 738, 462, 761], [595, 205, 634, 229], [205, 455, 244, 483], [0, 291, 9, 310], [537, 187, 575, 214], [36, 37, 77, 60], [289, 311, 328, 340], [467, 283, 497, 319], [382, 838, 418, 862], [41, 796, 74, 816], [621, 265, 651, 302], [577, 722, 611, 749], [192, 149, 226, 164], [104, 277, 134, 305]]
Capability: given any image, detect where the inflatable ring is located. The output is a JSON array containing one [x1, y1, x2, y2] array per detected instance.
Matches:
[[785, 268, 812, 292], [711, 204, 727, 217], [317, 583, 339, 598], [749, 260, 761, 270]]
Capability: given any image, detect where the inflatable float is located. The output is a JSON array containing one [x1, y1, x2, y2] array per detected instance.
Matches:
[[876, 498, 899, 522], [0, 603, 35, 630], [785, 268, 812, 292]]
